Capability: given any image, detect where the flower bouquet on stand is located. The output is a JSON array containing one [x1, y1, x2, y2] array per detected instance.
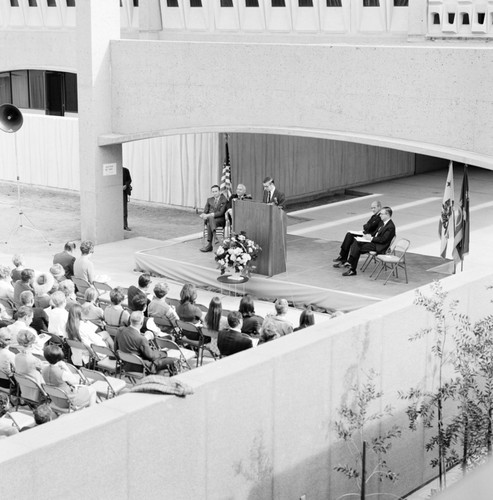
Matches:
[[215, 231, 262, 280]]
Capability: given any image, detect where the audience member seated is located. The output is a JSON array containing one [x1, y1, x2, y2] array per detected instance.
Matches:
[[32, 272, 56, 309], [33, 403, 58, 426], [131, 295, 161, 339], [47, 291, 69, 337], [13, 268, 35, 309], [53, 241, 77, 279], [202, 297, 227, 352], [294, 309, 315, 332], [127, 273, 152, 313], [0, 265, 14, 305], [10, 254, 24, 283], [58, 280, 78, 310], [7, 306, 36, 345], [148, 282, 179, 322], [66, 304, 113, 365], [217, 311, 253, 357], [19, 291, 49, 334], [15, 329, 45, 385], [176, 283, 204, 324], [42, 344, 97, 407], [115, 311, 177, 376], [0, 393, 19, 438], [199, 184, 228, 252], [81, 288, 104, 327], [0, 328, 15, 376], [104, 287, 130, 328], [262, 298, 294, 337], [225, 183, 253, 225], [73, 240, 96, 284], [238, 295, 263, 336], [0, 304, 11, 328], [49, 263, 67, 284], [258, 323, 280, 345]]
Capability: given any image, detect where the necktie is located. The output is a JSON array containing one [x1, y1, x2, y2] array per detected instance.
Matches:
[[267, 191, 271, 203]]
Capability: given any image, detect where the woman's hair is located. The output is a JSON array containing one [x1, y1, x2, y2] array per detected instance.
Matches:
[[17, 329, 37, 348], [20, 268, 35, 283], [259, 323, 280, 344], [138, 273, 152, 288], [12, 254, 23, 268], [84, 287, 98, 303], [43, 344, 65, 365], [180, 283, 197, 305], [110, 287, 125, 305], [0, 328, 11, 349], [204, 296, 222, 331], [66, 304, 83, 342], [239, 295, 255, 317], [80, 240, 94, 255], [0, 393, 10, 417], [0, 265, 11, 280], [131, 294, 147, 312], [59, 280, 75, 298], [50, 291, 66, 308], [154, 282, 169, 299], [298, 309, 315, 328]]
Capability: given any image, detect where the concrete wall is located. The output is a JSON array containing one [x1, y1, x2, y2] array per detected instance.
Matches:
[[1, 270, 491, 499]]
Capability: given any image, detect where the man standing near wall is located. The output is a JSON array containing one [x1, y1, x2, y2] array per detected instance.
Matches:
[[123, 167, 132, 231]]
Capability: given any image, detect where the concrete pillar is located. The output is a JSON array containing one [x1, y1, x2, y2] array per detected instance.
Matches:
[[77, 0, 123, 244], [407, 0, 428, 41]]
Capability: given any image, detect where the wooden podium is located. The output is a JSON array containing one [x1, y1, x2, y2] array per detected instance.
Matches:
[[232, 200, 287, 277]]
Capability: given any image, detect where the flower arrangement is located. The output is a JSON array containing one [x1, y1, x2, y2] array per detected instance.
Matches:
[[215, 231, 262, 276]]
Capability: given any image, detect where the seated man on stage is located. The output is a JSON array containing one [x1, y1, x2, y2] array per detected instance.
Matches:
[[333, 200, 383, 268], [340, 207, 396, 277], [262, 176, 286, 210], [200, 184, 228, 253], [226, 183, 252, 226]]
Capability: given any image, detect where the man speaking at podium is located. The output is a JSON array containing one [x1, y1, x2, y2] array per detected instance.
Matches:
[[262, 176, 286, 210]]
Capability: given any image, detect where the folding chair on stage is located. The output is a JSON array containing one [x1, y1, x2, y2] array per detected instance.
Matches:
[[372, 238, 410, 285], [360, 236, 396, 273]]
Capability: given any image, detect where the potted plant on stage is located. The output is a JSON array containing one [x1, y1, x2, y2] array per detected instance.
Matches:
[[215, 231, 261, 281]]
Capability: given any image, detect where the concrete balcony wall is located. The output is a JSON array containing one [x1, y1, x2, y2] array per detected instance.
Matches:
[[1, 269, 491, 499]]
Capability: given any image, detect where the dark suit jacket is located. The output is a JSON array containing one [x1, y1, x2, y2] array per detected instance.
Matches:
[[227, 193, 253, 211], [363, 213, 383, 235], [203, 194, 228, 227], [371, 220, 396, 253], [115, 325, 163, 370], [218, 328, 253, 356], [262, 188, 286, 210], [53, 251, 76, 279]]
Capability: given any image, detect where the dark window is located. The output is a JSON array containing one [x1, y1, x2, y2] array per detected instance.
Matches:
[[47, 0, 57, 6], [11, 70, 29, 109], [167, 0, 179, 6], [245, 0, 259, 6], [10, 0, 20, 6], [0, 73, 12, 105], [477, 12, 485, 24], [28, 0, 38, 6], [433, 13, 440, 25], [393, 0, 408, 6], [45, 72, 64, 116], [29, 70, 45, 110], [299, 0, 313, 5], [221, 0, 233, 6], [190, 0, 202, 6], [327, 0, 342, 6], [272, 0, 285, 6], [363, 0, 379, 6], [66, 0, 75, 6], [448, 12, 455, 24], [64, 73, 78, 113], [461, 13, 470, 25]]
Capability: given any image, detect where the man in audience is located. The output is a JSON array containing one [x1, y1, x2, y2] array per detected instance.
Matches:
[[333, 200, 383, 267], [128, 273, 152, 313], [19, 291, 48, 334], [53, 241, 77, 279], [218, 311, 253, 356], [262, 298, 294, 337], [199, 184, 228, 252], [341, 206, 396, 277], [10, 254, 24, 283], [131, 294, 161, 339], [262, 176, 286, 210], [13, 268, 35, 309], [73, 240, 96, 284], [148, 282, 179, 322], [115, 311, 177, 375], [226, 183, 253, 226]]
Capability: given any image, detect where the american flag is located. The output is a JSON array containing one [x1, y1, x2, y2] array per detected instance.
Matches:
[[220, 135, 232, 199]]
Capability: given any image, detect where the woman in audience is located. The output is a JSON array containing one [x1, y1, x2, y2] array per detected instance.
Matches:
[[66, 304, 113, 365], [0, 393, 19, 438], [73, 240, 96, 285], [104, 287, 130, 327], [47, 291, 69, 337], [81, 287, 104, 327], [10, 254, 24, 283], [58, 280, 78, 310], [42, 344, 97, 407], [202, 296, 228, 356], [176, 283, 203, 324], [0, 265, 14, 304], [239, 295, 264, 336], [0, 328, 15, 376], [294, 309, 315, 332], [258, 322, 280, 345], [14, 329, 44, 384]]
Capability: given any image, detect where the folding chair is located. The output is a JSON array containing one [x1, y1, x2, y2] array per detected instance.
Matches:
[[153, 316, 180, 337], [93, 281, 112, 306], [167, 297, 180, 309], [43, 384, 90, 414], [360, 236, 396, 272], [7, 411, 35, 431], [71, 277, 92, 302], [104, 324, 121, 340], [91, 344, 121, 376], [0, 369, 14, 397], [176, 320, 205, 367], [154, 337, 195, 372], [14, 374, 48, 409], [117, 350, 150, 384], [80, 367, 127, 401], [203, 223, 224, 244], [373, 238, 410, 285], [65, 338, 97, 369]]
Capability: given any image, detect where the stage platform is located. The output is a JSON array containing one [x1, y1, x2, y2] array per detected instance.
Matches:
[[134, 233, 449, 312]]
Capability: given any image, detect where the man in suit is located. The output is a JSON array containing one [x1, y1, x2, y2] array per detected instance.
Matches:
[[226, 183, 252, 226], [218, 311, 253, 357], [114, 311, 177, 375], [333, 200, 383, 267], [341, 207, 396, 277], [52, 241, 77, 279], [200, 184, 229, 252], [262, 176, 286, 210]]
